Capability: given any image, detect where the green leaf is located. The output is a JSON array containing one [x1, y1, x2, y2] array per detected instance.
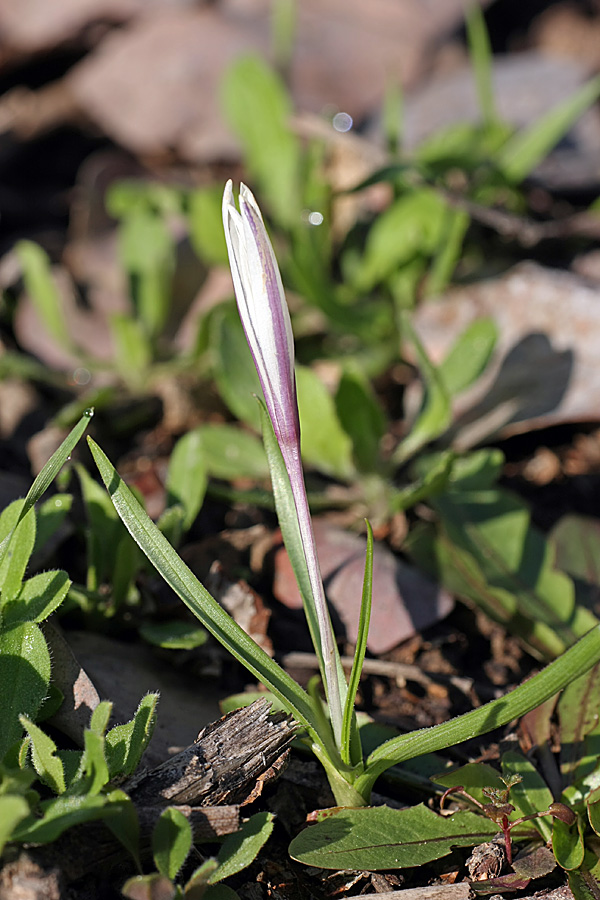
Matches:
[[3, 570, 70, 625], [550, 515, 600, 587], [0, 503, 36, 601], [12, 788, 131, 844], [0, 622, 51, 759], [355, 625, 600, 796], [166, 429, 208, 530], [16, 241, 72, 349], [88, 437, 317, 738], [497, 76, 600, 183], [433, 762, 506, 807], [0, 409, 93, 572], [553, 816, 586, 870], [188, 186, 228, 266], [221, 55, 301, 228], [0, 794, 31, 854], [104, 793, 141, 872], [209, 812, 274, 882], [559, 664, 600, 786], [118, 208, 174, 338], [568, 867, 600, 900], [296, 365, 354, 480], [33, 494, 73, 558], [431, 487, 598, 658], [194, 424, 269, 482], [439, 319, 497, 397], [289, 803, 500, 870], [335, 370, 386, 473], [79, 728, 110, 795], [212, 304, 263, 430], [20, 717, 65, 794], [393, 314, 451, 466], [105, 692, 158, 778], [90, 701, 112, 736], [203, 886, 240, 900], [140, 621, 207, 650], [341, 521, 372, 767], [153, 807, 192, 880], [501, 750, 554, 842], [110, 314, 152, 387], [465, 2, 497, 126]]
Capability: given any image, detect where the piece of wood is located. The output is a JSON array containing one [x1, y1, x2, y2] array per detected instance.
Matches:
[[126, 697, 296, 806]]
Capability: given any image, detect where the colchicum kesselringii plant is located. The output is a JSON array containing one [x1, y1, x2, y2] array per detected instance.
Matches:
[[88, 181, 600, 807]]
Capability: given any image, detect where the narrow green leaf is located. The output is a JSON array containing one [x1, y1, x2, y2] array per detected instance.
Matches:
[[0, 622, 51, 759], [465, 3, 497, 126], [341, 522, 372, 767], [357, 625, 600, 795], [188, 186, 229, 266], [209, 812, 274, 883], [90, 701, 112, 736], [0, 504, 36, 601], [497, 76, 600, 183], [140, 621, 207, 651], [110, 314, 152, 387], [289, 803, 500, 870], [0, 409, 93, 571], [118, 208, 174, 338], [105, 693, 158, 778], [20, 717, 65, 794], [12, 788, 130, 844], [88, 438, 317, 741], [153, 807, 192, 880], [78, 728, 109, 795]]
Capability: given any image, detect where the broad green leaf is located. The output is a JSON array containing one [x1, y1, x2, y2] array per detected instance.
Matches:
[[439, 319, 498, 397], [212, 304, 263, 430], [166, 429, 208, 530], [3, 570, 70, 626], [20, 717, 65, 794], [289, 804, 500, 870], [354, 625, 600, 796], [194, 424, 269, 482], [393, 314, 451, 466], [431, 487, 598, 657], [335, 370, 386, 473], [0, 503, 36, 601], [559, 664, 600, 786], [105, 692, 158, 778], [188, 186, 228, 265], [209, 812, 274, 882], [433, 762, 506, 807], [140, 621, 207, 650], [16, 241, 72, 349], [550, 515, 600, 587], [587, 795, 600, 837], [153, 807, 192, 880], [497, 76, 600, 183], [88, 437, 318, 746], [356, 189, 448, 291], [501, 750, 554, 842], [0, 795, 31, 854], [553, 817, 586, 870], [0, 622, 51, 759], [12, 788, 131, 844], [296, 365, 354, 480], [221, 55, 301, 227]]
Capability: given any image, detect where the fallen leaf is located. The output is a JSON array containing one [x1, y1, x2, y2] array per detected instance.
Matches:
[[273, 519, 453, 654], [412, 262, 600, 446]]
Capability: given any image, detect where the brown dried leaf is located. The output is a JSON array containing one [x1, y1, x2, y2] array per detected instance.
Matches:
[[273, 519, 453, 655]]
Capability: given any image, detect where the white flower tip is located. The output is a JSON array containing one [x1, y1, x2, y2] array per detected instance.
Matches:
[[239, 182, 263, 222]]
